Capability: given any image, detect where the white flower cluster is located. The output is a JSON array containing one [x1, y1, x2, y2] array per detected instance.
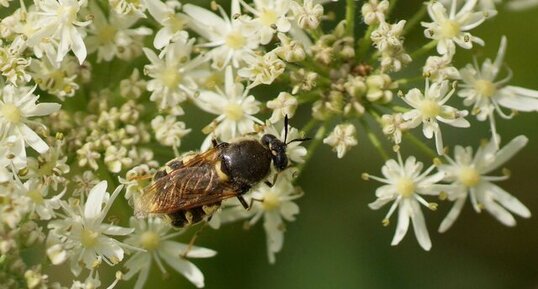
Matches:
[[0, 0, 537, 287]]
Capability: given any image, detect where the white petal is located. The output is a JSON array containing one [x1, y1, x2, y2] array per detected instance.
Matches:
[[482, 196, 516, 226], [483, 135, 527, 173], [19, 125, 49, 153], [70, 27, 87, 64], [438, 197, 466, 233], [496, 87, 538, 111], [159, 251, 205, 288], [391, 202, 410, 246], [410, 200, 432, 251], [27, 103, 61, 117], [102, 225, 134, 236], [161, 240, 217, 259], [487, 183, 531, 218], [84, 181, 107, 220]]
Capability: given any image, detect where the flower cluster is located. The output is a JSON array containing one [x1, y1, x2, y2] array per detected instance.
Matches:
[[0, 0, 537, 288]]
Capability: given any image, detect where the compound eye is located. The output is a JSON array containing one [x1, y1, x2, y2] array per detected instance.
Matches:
[[261, 134, 276, 147]]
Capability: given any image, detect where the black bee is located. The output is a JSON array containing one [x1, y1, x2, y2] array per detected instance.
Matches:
[[135, 117, 310, 227]]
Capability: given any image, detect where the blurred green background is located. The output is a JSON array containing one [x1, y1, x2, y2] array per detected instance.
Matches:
[[119, 2, 538, 289]]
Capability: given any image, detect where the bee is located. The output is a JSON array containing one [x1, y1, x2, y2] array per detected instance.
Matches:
[[134, 117, 310, 227]]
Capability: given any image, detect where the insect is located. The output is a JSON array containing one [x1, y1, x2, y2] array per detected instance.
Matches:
[[134, 117, 310, 227]]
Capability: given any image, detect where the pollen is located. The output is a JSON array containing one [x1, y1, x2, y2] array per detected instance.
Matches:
[[396, 177, 415, 198], [458, 166, 481, 187], [140, 231, 160, 250], [160, 67, 182, 88], [419, 99, 441, 118], [225, 31, 246, 49], [440, 20, 461, 38], [81, 229, 99, 248], [97, 25, 117, 44], [224, 103, 244, 121], [262, 190, 281, 211], [27, 190, 44, 205], [259, 9, 278, 26], [1, 104, 22, 123], [474, 79, 497, 98]]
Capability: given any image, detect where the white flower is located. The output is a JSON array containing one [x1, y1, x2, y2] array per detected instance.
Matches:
[[381, 113, 408, 145], [0, 36, 32, 85], [109, 0, 146, 17], [423, 54, 460, 82], [195, 66, 262, 144], [402, 80, 470, 155], [266, 92, 298, 123], [240, 170, 301, 263], [437, 136, 531, 232], [458, 36, 538, 147], [104, 145, 132, 173], [323, 123, 358, 159], [238, 51, 286, 88], [371, 20, 406, 52], [144, 0, 189, 49], [183, 1, 259, 69], [0, 85, 61, 154], [0, 135, 25, 182], [151, 115, 191, 147], [124, 217, 216, 289], [367, 154, 445, 251], [29, 56, 80, 100], [48, 181, 134, 276], [19, 178, 64, 221], [361, 0, 389, 25], [120, 69, 146, 99], [274, 33, 306, 62], [143, 33, 202, 114], [242, 0, 292, 45], [27, 0, 91, 64], [86, 3, 152, 62], [422, 0, 487, 55], [290, 0, 324, 30], [371, 20, 411, 72]]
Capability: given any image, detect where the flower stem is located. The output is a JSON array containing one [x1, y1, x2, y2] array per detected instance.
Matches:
[[404, 132, 437, 159], [345, 0, 356, 37], [410, 40, 437, 59], [360, 119, 389, 160], [356, 25, 376, 62], [296, 124, 326, 178], [301, 118, 319, 135], [403, 3, 427, 35]]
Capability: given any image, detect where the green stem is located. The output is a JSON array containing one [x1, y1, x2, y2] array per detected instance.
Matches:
[[345, 0, 355, 37], [301, 118, 319, 135], [356, 25, 376, 62], [403, 3, 427, 35], [404, 132, 437, 159], [296, 124, 326, 177], [388, 0, 400, 16], [360, 119, 389, 161], [410, 40, 437, 60]]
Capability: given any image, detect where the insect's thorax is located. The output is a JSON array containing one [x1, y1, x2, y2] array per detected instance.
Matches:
[[220, 140, 272, 186]]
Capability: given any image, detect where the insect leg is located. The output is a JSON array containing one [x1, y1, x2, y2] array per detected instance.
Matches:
[[237, 195, 249, 209], [181, 223, 208, 258]]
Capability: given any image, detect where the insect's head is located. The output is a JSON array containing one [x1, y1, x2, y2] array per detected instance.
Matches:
[[261, 116, 312, 172]]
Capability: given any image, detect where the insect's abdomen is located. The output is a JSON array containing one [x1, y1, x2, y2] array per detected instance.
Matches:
[[221, 140, 272, 186], [168, 203, 221, 227]]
